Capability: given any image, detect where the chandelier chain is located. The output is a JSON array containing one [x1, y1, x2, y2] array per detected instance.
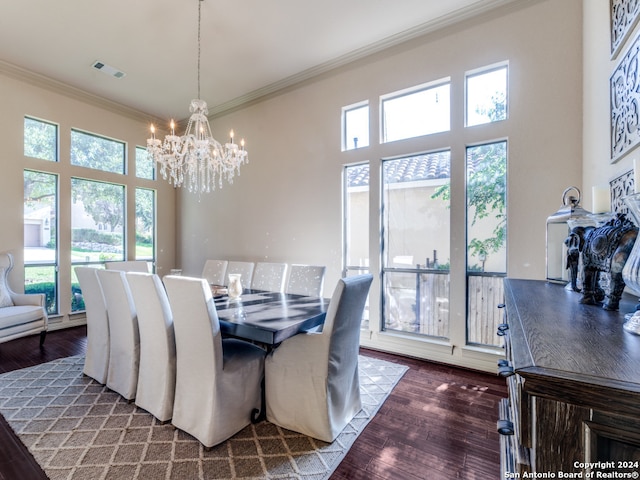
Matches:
[[146, 0, 248, 195]]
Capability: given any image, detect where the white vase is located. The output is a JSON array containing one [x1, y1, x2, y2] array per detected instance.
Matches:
[[228, 273, 243, 299]]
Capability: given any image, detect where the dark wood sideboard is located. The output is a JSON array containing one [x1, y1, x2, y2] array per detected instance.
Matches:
[[499, 278, 640, 477]]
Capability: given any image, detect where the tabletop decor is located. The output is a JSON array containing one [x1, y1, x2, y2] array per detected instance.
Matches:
[[146, 0, 248, 194], [622, 193, 640, 333], [0, 354, 408, 480]]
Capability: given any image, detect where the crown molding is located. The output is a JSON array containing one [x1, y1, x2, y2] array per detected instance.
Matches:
[[208, 0, 525, 117], [0, 59, 163, 125]]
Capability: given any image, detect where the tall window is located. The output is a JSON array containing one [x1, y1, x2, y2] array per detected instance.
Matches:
[[24, 170, 58, 314], [136, 146, 155, 180], [343, 163, 370, 329], [466, 140, 507, 346], [71, 129, 126, 174], [342, 103, 369, 151], [465, 63, 508, 127], [135, 188, 155, 263], [381, 79, 450, 143], [24, 117, 58, 162], [381, 151, 451, 337]]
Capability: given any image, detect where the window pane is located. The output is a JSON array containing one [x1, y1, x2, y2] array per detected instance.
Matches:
[[466, 141, 507, 346], [24, 170, 58, 314], [466, 65, 508, 127], [343, 163, 370, 329], [343, 104, 369, 150], [71, 178, 125, 268], [24, 117, 58, 161], [382, 82, 450, 143], [71, 129, 125, 174], [382, 151, 451, 337], [136, 146, 155, 180], [136, 188, 155, 261]]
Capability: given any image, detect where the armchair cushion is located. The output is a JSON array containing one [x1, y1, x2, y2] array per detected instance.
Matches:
[[0, 268, 13, 307]]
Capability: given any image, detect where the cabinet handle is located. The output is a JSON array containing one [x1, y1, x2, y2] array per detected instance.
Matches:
[[497, 323, 509, 336], [497, 359, 509, 367], [497, 419, 514, 435], [498, 365, 514, 377], [498, 303, 505, 309]]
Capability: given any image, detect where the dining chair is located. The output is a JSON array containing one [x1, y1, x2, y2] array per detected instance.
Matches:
[[105, 260, 150, 273], [225, 261, 255, 287], [201, 259, 228, 286], [96, 269, 140, 401], [251, 262, 287, 292], [75, 266, 109, 385], [163, 275, 265, 448], [285, 264, 326, 297], [265, 274, 373, 442], [126, 272, 176, 423]]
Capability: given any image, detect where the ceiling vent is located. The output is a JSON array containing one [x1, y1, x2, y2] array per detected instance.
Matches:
[[91, 60, 126, 79]]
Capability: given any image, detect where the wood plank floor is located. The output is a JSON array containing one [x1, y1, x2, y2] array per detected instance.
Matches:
[[0, 327, 506, 480]]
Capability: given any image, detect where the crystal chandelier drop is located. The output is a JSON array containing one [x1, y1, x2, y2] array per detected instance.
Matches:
[[146, 0, 248, 193]]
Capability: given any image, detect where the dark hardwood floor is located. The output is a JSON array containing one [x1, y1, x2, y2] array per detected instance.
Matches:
[[0, 327, 506, 480]]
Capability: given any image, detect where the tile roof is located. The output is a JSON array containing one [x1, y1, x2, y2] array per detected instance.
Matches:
[[347, 151, 451, 187]]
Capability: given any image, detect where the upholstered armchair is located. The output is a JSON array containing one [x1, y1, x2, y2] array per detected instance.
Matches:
[[0, 252, 48, 346], [265, 274, 373, 442]]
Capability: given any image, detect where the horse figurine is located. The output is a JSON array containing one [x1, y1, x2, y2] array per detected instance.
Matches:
[[566, 213, 638, 311]]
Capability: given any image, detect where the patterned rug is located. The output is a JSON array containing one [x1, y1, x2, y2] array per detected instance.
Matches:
[[0, 355, 407, 480]]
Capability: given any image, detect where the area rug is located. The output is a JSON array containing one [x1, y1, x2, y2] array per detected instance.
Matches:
[[0, 355, 408, 480]]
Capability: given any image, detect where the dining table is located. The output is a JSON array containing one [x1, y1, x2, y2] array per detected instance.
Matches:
[[212, 289, 330, 347]]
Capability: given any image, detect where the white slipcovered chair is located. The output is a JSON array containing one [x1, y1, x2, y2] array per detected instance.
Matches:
[[97, 269, 140, 401], [126, 272, 176, 423], [0, 252, 48, 346], [201, 259, 228, 286], [285, 264, 326, 297], [75, 266, 109, 384], [163, 275, 265, 448], [225, 261, 255, 287], [265, 274, 373, 442], [105, 260, 150, 272], [251, 262, 287, 292]]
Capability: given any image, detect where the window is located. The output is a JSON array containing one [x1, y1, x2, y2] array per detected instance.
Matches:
[[24, 170, 58, 314], [135, 188, 155, 262], [342, 103, 369, 151], [465, 64, 508, 127], [343, 163, 370, 329], [136, 146, 155, 180], [24, 117, 58, 162], [381, 151, 451, 337], [71, 178, 125, 267], [466, 140, 507, 346], [71, 129, 126, 174], [381, 79, 450, 143]]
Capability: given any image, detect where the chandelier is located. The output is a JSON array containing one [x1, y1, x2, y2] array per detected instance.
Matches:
[[146, 0, 248, 193]]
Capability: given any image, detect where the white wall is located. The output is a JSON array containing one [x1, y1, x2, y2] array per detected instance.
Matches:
[[177, 0, 584, 369]]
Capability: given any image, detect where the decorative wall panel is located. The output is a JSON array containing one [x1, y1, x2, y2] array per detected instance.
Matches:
[[611, 0, 640, 58], [611, 169, 635, 214], [611, 33, 640, 162]]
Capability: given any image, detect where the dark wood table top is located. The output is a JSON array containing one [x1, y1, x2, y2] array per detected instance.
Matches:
[[213, 289, 330, 345]]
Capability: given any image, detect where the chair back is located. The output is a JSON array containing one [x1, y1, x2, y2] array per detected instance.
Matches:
[[96, 269, 140, 400], [226, 261, 255, 287], [105, 261, 150, 272], [323, 274, 373, 396], [75, 266, 110, 384], [251, 262, 287, 292], [163, 275, 223, 377], [286, 264, 326, 296], [126, 272, 176, 422], [201, 259, 228, 286]]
